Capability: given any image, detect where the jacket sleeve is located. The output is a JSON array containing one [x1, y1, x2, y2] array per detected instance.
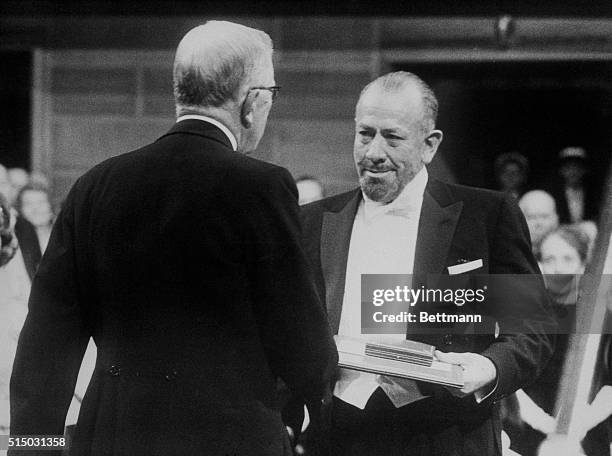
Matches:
[[10, 181, 90, 450], [480, 194, 557, 401], [244, 167, 337, 405]]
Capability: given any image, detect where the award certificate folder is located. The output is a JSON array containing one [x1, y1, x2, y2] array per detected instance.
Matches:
[[335, 336, 464, 389]]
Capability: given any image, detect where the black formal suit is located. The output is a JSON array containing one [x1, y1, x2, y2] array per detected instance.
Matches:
[[300, 177, 556, 455], [10, 119, 336, 456], [14, 215, 41, 280], [543, 175, 601, 224]]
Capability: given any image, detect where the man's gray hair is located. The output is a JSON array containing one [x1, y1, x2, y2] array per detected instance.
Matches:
[[358, 71, 439, 131], [173, 21, 273, 113]]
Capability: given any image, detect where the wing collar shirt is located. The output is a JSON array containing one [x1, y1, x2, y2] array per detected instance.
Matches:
[[334, 167, 429, 409], [176, 114, 238, 152]]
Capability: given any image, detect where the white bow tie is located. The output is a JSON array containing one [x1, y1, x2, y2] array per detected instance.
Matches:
[[364, 200, 420, 221]]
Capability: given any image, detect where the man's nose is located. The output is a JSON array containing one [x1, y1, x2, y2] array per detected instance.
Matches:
[[365, 134, 386, 163]]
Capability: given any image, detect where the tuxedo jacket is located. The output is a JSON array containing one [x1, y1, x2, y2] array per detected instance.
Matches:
[[10, 120, 336, 456], [301, 177, 556, 455]]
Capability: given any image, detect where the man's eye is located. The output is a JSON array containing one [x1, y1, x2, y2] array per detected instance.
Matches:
[[359, 130, 374, 137], [385, 134, 402, 141]]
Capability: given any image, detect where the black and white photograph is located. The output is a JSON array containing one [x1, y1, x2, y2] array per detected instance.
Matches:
[[1, 1, 612, 455]]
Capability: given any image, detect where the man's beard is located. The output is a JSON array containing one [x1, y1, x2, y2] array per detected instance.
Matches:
[[359, 174, 399, 203]]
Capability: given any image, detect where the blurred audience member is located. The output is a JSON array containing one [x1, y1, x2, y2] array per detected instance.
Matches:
[[0, 165, 13, 207], [13, 213, 41, 282], [519, 190, 560, 257], [15, 183, 54, 254], [0, 192, 29, 433], [7, 168, 29, 202], [6, 178, 95, 440], [494, 152, 529, 199], [545, 147, 600, 224], [540, 225, 588, 304], [575, 220, 598, 263], [29, 171, 50, 190], [0, 193, 17, 267], [540, 225, 589, 275], [504, 226, 587, 455], [505, 225, 589, 456], [296, 175, 325, 206]]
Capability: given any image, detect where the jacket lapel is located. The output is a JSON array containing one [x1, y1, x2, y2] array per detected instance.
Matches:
[[413, 180, 463, 278], [320, 191, 360, 334]]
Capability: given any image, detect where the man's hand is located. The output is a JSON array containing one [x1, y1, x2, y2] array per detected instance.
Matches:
[[435, 351, 497, 398]]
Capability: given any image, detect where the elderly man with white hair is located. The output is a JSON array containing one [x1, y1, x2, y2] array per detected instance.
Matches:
[[518, 190, 560, 257], [10, 21, 336, 456]]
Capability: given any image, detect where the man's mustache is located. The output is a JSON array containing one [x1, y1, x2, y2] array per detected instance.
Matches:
[[359, 162, 396, 173]]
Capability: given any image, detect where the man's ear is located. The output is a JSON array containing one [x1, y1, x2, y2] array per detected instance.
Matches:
[[423, 129, 443, 164], [240, 90, 259, 129]]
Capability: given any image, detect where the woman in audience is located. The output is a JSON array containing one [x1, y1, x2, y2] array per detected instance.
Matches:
[[15, 183, 54, 254], [494, 152, 530, 199], [540, 225, 588, 304], [505, 225, 589, 455], [0, 192, 28, 433], [528, 226, 589, 414], [0, 193, 17, 267]]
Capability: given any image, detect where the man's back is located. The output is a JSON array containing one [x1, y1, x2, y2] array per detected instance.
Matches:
[[10, 120, 335, 455]]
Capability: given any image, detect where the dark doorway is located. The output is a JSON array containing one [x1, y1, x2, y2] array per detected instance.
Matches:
[[0, 51, 31, 169], [393, 61, 612, 194]]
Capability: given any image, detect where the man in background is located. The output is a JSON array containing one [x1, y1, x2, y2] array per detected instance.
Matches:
[[519, 189, 560, 258], [494, 152, 530, 200], [545, 147, 600, 224], [11, 21, 335, 456], [301, 71, 555, 455]]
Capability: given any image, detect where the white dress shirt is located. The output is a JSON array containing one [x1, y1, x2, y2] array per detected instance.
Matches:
[[176, 114, 238, 151], [334, 167, 429, 409]]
